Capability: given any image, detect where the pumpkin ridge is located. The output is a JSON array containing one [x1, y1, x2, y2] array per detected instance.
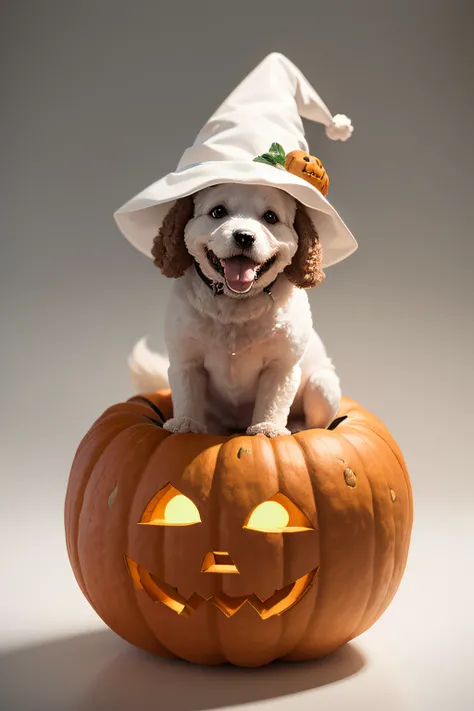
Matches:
[[273, 434, 322, 659], [349, 420, 409, 479], [71, 421, 138, 614], [351, 426, 412, 541], [66, 415, 153, 607], [75, 428, 156, 619], [267, 436, 287, 657], [334, 409, 412, 535], [126, 434, 178, 658], [363, 422, 414, 554], [327, 430, 382, 645], [333, 431, 378, 639], [282, 434, 323, 657], [208, 437, 229, 664], [266, 436, 286, 591], [360, 425, 412, 627], [286, 430, 378, 659], [83, 424, 170, 654], [350, 428, 399, 633], [342, 422, 411, 634], [362, 421, 412, 500]]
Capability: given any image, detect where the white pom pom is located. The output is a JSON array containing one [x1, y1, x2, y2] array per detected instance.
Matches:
[[325, 114, 354, 141]]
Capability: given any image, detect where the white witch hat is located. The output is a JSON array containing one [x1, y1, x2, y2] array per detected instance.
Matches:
[[114, 52, 357, 268]]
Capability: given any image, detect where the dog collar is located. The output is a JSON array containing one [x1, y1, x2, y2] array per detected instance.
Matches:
[[193, 260, 277, 299]]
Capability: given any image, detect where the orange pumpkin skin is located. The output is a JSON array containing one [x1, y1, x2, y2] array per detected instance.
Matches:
[[285, 149, 330, 195], [65, 391, 413, 667]]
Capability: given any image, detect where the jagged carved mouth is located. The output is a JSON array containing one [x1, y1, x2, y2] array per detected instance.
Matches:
[[125, 555, 318, 619], [302, 164, 321, 179], [205, 249, 278, 294]]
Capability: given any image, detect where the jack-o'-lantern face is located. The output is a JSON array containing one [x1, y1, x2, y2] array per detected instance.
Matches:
[[285, 149, 330, 195], [125, 480, 319, 619], [66, 391, 413, 666]]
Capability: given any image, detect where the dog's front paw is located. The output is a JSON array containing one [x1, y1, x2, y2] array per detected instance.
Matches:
[[246, 422, 291, 438], [163, 417, 208, 434]]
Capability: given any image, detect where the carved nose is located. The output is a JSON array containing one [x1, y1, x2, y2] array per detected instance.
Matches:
[[233, 230, 255, 249], [201, 551, 240, 574]]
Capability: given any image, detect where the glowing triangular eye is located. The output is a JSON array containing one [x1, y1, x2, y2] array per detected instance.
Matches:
[[246, 501, 289, 532], [139, 483, 201, 526], [163, 494, 201, 524], [244, 493, 314, 533]]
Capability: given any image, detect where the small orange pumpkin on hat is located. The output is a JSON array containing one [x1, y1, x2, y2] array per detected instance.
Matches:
[[254, 141, 331, 196]]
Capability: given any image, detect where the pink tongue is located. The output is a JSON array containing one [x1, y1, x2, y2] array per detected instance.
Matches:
[[222, 256, 256, 292]]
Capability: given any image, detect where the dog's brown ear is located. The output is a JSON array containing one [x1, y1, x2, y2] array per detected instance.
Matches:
[[151, 196, 194, 278], [284, 203, 325, 289]]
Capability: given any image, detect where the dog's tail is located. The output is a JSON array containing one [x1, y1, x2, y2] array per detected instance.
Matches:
[[128, 337, 170, 393]]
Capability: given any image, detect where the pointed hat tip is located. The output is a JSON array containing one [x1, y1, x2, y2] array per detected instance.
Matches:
[[261, 53, 354, 141]]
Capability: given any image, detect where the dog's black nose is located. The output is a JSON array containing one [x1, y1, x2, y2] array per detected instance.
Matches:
[[233, 230, 255, 249]]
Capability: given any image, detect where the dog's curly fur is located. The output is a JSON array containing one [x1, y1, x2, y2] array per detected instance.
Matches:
[[152, 196, 325, 287], [151, 196, 194, 277], [284, 205, 325, 289]]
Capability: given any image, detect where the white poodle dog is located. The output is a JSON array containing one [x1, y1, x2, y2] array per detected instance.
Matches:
[[128, 183, 341, 437]]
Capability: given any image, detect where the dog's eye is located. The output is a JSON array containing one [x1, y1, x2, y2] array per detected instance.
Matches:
[[263, 210, 279, 225], [303, 156, 310, 162], [209, 205, 227, 219]]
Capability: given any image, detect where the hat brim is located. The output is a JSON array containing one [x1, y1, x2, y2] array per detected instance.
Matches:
[[113, 161, 358, 268]]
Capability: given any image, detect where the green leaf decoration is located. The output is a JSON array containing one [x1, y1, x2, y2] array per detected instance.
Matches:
[[269, 142, 286, 161], [253, 142, 287, 168], [261, 152, 279, 164], [253, 153, 277, 166]]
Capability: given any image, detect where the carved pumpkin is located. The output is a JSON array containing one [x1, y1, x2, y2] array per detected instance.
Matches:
[[285, 149, 330, 195], [65, 390, 413, 667]]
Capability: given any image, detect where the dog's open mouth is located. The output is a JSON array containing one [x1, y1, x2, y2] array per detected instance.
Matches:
[[206, 249, 278, 293]]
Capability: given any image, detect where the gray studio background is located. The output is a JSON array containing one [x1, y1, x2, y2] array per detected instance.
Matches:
[[1, 2, 473, 711]]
